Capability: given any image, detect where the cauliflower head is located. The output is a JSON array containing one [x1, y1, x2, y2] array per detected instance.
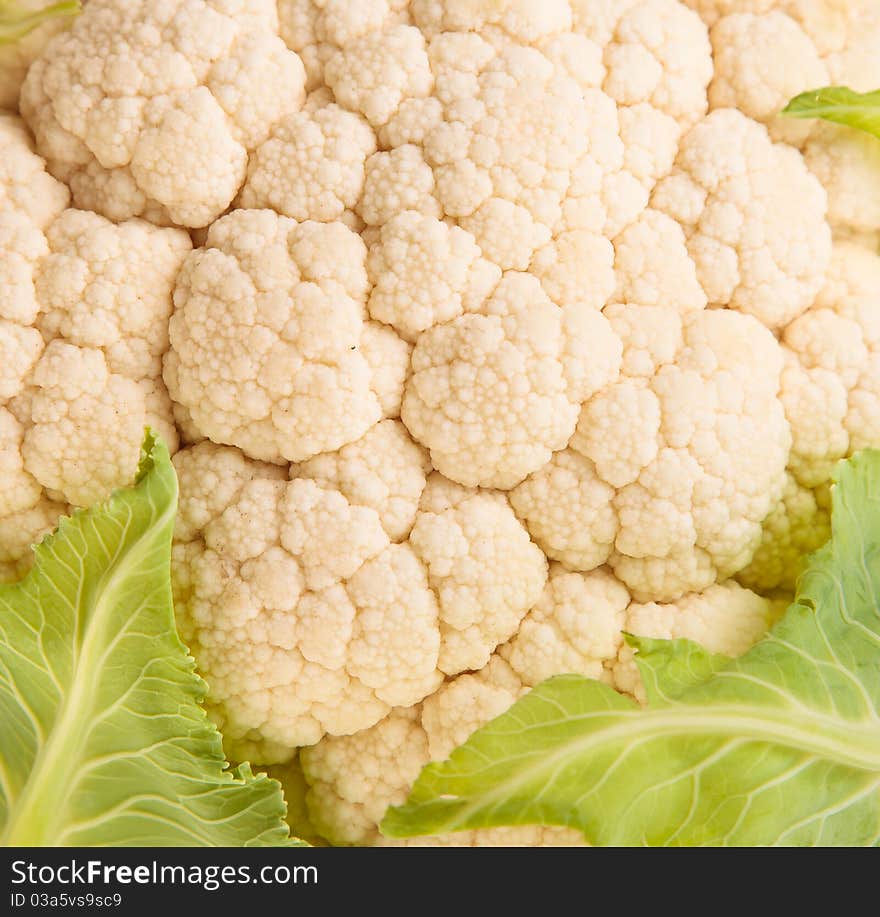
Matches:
[[2, 0, 878, 846]]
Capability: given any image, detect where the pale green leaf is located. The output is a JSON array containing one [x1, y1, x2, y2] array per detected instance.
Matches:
[[0, 431, 302, 847], [783, 86, 880, 140], [383, 452, 880, 847], [0, 1, 79, 44]]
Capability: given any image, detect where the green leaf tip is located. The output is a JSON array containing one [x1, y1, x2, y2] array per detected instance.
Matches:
[[782, 86, 880, 141], [383, 450, 880, 847], [0, 1, 80, 44], [0, 430, 303, 847]]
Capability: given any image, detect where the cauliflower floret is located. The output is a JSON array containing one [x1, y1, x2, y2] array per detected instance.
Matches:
[[31, 226, 183, 482], [295, 420, 430, 541], [459, 198, 552, 273], [409, 474, 548, 674], [599, 0, 713, 134], [174, 437, 547, 759], [603, 301, 685, 377], [173, 440, 287, 544], [612, 209, 707, 312], [301, 706, 428, 845], [16, 341, 170, 507], [173, 463, 440, 756], [708, 12, 828, 145], [36, 210, 191, 378], [0, 113, 184, 573], [21, 0, 307, 227], [530, 229, 616, 311], [366, 210, 500, 341], [0, 113, 69, 227], [165, 209, 387, 463], [325, 23, 432, 129], [9, 209, 189, 508], [804, 126, 880, 239], [501, 566, 629, 686], [555, 308, 792, 601], [401, 272, 621, 489], [359, 143, 441, 226], [509, 450, 617, 572], [741, 243, 880, 592], [239, 97, 377, 222], [423, 35, 641, 244], [653, 109, 831, 330]]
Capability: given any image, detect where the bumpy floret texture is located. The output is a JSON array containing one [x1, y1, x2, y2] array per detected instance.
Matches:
[[652, 109, 831, 329], [301, 578, 780, 845], [4, 0, 879, 845], [696, 1, 880, 236], [172, 434, 547, 757], [20, 0, 307, 227], [741, 242, 880, 592], [0, 113, 189, 581], [164, 208, 400, 463]]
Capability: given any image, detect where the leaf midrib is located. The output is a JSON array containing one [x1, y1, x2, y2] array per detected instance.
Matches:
[[1, 502, 171, 846], [421, 703, 880, 834]]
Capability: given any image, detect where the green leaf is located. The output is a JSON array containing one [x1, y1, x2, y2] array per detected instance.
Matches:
[[0, 1, 79, 44], [782, 86, 880, 141], [0, 431, 302, 847], [628, 635, 733, 703], [383, 451, 880, 847]]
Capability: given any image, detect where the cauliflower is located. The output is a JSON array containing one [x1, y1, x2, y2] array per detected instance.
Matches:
[[3, 0, 880, 847], [0, 112, 189, 580], [401, 272, 622, 488], [804, 125, 880, 240], [697, 1, 880, 237], [20, 0, 307, 227], [652, 109, 831, 329], [708, 11, 828, 145], [301, 575, 781, 845], [239, 93, 377, 223], [741, 241, 880, 591], [171, 432, 547, 755], [567, 308, 789, 601], [164, 209, 394, 463]]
